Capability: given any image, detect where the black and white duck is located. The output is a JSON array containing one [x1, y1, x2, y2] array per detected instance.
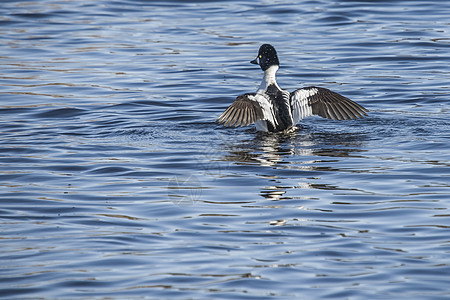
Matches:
[[217, 44, 368, 133]]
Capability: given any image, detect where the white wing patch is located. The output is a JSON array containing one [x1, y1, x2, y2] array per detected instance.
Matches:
[[291, 87, 318, 123], [252, 93, 278, 128]]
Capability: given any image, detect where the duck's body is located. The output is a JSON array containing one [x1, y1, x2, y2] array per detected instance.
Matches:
[[217, 44, 368, 133]]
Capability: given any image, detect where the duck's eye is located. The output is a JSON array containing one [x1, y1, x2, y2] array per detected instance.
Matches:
[[259, 55, 262, 58]]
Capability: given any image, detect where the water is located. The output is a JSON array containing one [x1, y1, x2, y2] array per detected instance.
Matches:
[[1, 0, 450, 299]]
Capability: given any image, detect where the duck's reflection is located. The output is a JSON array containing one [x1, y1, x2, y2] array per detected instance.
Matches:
[[223, 127, 365, 164], [218, 125, 367, 199]]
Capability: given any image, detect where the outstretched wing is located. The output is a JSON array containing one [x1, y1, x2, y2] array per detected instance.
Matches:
[[290, 86, 368, 123], [216, 93, 276, 127]]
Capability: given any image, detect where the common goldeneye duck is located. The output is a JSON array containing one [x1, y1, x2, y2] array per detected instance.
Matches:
[[217, 44, 368, 133]]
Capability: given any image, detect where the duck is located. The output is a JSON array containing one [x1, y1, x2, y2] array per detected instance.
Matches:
[[216, 44, 368, 133]]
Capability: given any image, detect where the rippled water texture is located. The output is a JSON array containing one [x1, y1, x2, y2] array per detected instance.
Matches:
[[1, 0, 450, 299]]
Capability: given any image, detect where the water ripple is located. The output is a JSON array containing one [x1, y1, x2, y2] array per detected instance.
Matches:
[[1, 0, 450, 299]]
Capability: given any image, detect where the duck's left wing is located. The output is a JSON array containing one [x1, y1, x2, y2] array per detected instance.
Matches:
[[216, 93, 266, 127], [290, 86, 368, 123]]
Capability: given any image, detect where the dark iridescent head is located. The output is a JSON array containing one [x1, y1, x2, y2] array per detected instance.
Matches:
[[250, 44, 280, 71]]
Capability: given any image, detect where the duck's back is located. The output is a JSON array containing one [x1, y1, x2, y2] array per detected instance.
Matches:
[[263, 84, 293, 132]]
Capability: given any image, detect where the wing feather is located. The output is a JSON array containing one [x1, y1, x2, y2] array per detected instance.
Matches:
[[235, 106, 243, 126], [217, 93, 271, 128], [291, 86, 368, 123], [333, 101, 350, 120]]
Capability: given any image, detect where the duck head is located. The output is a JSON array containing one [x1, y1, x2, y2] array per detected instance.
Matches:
[[250, 44, 280, 71]]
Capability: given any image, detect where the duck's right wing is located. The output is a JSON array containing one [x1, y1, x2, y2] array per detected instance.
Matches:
[[216, 93, 277, 127]]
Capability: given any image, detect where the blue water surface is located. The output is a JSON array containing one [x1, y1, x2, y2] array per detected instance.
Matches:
[[1, 0, 449, 299]]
